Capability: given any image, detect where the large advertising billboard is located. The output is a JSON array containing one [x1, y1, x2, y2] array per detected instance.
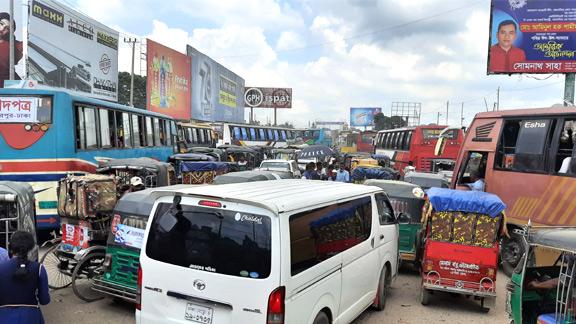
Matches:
[[187, 45, 245, 123], [0, 1, 24, 87], [350, 107, 382, 127], [489, 0, 576, 74], [244, 87, 292, 108], [146, 39, 191, 120], [28, 0, 119, 101]]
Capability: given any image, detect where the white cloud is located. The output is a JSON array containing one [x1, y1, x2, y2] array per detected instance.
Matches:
[[276, 31, 304, 51]]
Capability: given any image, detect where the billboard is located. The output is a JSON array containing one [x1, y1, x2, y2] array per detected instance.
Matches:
[[0, 1, 24, 87], [350, 107, 382, 127], [28, 0, 119, 101], [187, 45, 245, 123], [244, 87, 292, 108], [146, 39, 191, 120], [489, 0, 576, 74]]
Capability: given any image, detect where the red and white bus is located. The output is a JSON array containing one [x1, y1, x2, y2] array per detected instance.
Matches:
[[451, 107, 576, 273], [374, 125, 463, 174]]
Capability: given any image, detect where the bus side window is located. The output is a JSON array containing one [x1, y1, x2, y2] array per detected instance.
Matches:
[[249, 128, 256, 140], [513, 119, 554, 173], [556, 119, 576, 174], [99, 109, 112, 148], [496, 120, 521, 169], [405, 131, 413, 150], [259, 128, 266, 141], [145, 117, 154, 147], [457, 151, 488, 184]]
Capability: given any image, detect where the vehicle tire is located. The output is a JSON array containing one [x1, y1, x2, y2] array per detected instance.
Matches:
[[480, 298, 490, 313], [420, 286, 430, 306], [40, 243, 73, 290], [501, 231, 524, 277], [372, 266, 390, 311], [72, 252, 105, 302], [313, 311, 330, 324]]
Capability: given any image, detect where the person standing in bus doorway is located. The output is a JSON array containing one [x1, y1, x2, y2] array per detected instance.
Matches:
[[489, 20, 526, 72], [0, 231, 50, 324], [466, 171, 485, 192]]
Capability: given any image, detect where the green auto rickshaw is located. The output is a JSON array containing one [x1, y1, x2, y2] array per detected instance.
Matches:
[[364, 180, 426, 267], [506, 226, 576, 324], [92, 188, 157, 302]]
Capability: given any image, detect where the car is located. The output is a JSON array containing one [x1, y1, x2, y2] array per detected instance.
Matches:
[[257, 159, 301, 178], [136, 179, 402, 324]]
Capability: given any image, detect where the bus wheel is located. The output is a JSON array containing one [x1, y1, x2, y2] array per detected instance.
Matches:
[[501, 232, 524, 277]]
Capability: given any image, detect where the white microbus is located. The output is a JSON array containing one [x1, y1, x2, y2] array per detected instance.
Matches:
[[136, 180, 400, 324]]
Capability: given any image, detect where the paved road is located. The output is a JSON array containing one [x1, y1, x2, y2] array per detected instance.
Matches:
[[42, 267, 509, 324]]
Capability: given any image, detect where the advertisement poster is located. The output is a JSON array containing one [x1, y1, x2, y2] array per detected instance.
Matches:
[[146, 39, 191, 120], [350, 107, 382, 127], [187, 45, 245, 123], [489, 0, 576, 73], [28, 0, 119, 101], [244, 87, 292, 108], [113, 224, 145, 249], [0, 0, 24, 87]]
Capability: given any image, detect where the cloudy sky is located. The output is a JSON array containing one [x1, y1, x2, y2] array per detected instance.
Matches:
[[70, 0, 567, 127]]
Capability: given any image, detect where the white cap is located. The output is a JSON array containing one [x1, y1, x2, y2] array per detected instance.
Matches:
[[130, 176, 143, 187]]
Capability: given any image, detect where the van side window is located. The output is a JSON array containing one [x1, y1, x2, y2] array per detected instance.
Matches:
[[289, 197, 372, 276], [375, 193, 395, 225]]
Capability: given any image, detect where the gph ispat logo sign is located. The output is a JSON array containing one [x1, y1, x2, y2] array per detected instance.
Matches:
[[244, 87, 292, 109], [99, 54, 111, 75]]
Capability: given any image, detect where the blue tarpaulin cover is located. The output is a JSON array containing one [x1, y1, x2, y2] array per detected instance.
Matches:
[[426, 188, 506, 218], [352, 167, 394, 181], [180, 162, 228, 172]]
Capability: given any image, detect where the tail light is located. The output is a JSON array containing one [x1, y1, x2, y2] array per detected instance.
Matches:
[[481, 280, 494, 291], [267, 286, 285, 324], [103, 253, 112, 270], [424, 260, 434, 272], [486, 267, 495, 278], [136, 266, 142, 310]]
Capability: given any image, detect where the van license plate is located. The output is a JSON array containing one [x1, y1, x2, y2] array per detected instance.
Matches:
[[184, 302, 213, 324]]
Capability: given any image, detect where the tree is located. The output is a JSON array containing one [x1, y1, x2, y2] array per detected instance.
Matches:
[[118, 72, 147, 108], [374, 113, 408, 130]]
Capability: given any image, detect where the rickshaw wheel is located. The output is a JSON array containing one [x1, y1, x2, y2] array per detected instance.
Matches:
[[40, 244, 73, 290], [71, 252, 105, 302], [420, 286, 430, 306], [480, 298, 490, 313]]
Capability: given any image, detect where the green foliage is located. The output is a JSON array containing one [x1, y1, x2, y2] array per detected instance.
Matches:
[[374, 113, 408, 130], [118, 72, 147, 109]]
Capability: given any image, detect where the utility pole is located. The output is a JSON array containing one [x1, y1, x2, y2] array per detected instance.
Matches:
[[8, 0, 14, 81], [496, 86, 500, 111], [564, 73, 575, 106], [460, 102, 464, 127], [124, 38, 139, 106], [436, 112, 440, 125], [445, 101, 449, 125]]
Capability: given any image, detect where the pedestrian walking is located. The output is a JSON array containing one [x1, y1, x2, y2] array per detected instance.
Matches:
[[0, 231, 50, 324], [335, 164, 350, 182]]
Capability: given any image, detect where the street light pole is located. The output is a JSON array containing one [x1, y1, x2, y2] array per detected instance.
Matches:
[[8, 0, 14, 81], [124, 38, 138, 106]]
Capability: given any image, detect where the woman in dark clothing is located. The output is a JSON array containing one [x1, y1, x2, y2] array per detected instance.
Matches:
[[0, 231, 50, 324]]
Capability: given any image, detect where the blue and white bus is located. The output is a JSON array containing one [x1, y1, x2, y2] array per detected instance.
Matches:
[[0, 89, 176, 232]]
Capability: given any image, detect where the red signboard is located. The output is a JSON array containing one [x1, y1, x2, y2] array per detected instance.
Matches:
[[146, 39, 191, 120]]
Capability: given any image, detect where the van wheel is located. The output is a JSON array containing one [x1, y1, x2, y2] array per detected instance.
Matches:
[[420, 286, 430, 306], [313, 311, 330, 324], [372, 266, 389, 311]]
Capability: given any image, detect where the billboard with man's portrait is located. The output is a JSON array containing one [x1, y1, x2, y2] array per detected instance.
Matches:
[[350, 107, 382, 127], [0, 0, 24, 87], [186, 45, 245, 123], [27, 0, 119, 101], [489, 0, 576, 74], [146, 39, 191, 120]]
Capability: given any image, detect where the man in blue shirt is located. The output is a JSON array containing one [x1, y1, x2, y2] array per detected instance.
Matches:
[[466, 171, 485, 191], [335, 164, 350, 183]]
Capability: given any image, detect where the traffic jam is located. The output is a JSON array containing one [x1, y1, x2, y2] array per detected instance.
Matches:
[[2, 0, 576, 324]]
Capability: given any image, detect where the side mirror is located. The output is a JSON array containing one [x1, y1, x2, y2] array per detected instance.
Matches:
[[397, 213, 411, 225], [434, 137, 446, 156]]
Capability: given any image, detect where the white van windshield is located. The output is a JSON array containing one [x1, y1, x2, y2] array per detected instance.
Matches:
[[146, 203, 272, 279]]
